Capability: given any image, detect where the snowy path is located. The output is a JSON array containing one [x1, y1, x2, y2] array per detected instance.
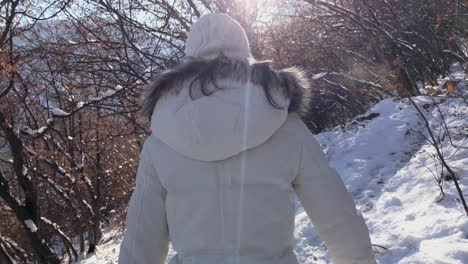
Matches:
[[296, 96, 468, 264]]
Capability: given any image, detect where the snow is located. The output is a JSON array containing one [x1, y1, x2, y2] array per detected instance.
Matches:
[[24, 126, 47, 136], [89, 89, 118, 102], [51, 108, 70, 116], [101, 90, 117, 97], [310, 95, 467, 263], [312, 72, 328, 80], [78, 229, 177, 264], [79, 69, 468, 263], [24, 220, 38, 233]]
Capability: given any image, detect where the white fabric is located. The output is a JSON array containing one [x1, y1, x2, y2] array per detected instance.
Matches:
[[150, 80, 288, 162], [119, 77, 377, 264], [185, 13, 252, 60]]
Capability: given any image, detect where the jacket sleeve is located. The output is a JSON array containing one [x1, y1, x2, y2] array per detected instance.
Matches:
[[118, 141, 169, 264], [292, 135, 376, 264]]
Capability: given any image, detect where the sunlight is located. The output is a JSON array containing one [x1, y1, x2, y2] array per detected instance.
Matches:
[[237, 0, 277, 25]]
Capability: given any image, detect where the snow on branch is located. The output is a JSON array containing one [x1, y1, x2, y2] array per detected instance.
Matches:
[[24, 219, 38, 232], [89, 85, 124, 102], [23, 127, 47, 136], [40, 217, 78, 262], [51, 108, 70, 117], [312, 72, 328, 80]]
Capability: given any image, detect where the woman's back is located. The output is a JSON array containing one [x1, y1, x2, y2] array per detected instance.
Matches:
[[148, 115, 305, 264]]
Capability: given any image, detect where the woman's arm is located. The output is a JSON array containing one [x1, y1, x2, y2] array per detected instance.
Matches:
[[293, 132, 376, 264], [118, 141, 169, 264]]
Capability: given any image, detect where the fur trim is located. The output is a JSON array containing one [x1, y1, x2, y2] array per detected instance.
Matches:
[[142, 56, 311, 119], [276, 67, 312, 118]]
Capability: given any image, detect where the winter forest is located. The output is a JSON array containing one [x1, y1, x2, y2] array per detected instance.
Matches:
[[0, 0, 467, 263]]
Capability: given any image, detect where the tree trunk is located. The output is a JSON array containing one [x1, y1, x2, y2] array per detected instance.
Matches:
[[0, 246, 13, 264], [80, 231, 85, 254]]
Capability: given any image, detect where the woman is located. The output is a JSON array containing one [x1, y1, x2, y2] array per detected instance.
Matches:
[[119, 13, 376, 264]]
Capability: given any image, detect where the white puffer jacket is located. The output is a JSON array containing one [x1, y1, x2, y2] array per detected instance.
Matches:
[[118, 13, 376, 264]]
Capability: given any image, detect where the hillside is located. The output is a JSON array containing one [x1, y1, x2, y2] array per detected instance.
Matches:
[[80, 68, 468, 264]]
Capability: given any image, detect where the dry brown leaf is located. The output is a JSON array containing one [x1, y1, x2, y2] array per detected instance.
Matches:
[[445, 81, 456, 93], [448, 5, 454, 13], [426, 87, 436, 95]]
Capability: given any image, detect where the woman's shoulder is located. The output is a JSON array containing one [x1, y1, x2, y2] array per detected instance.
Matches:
[[275, 114, 314, 141]]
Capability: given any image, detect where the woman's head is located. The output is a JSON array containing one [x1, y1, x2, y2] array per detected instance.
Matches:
[[185, 13, 252, 60]]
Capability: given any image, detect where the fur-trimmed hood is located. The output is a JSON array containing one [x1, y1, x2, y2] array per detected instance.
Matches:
[[143, 56, 311, 161]]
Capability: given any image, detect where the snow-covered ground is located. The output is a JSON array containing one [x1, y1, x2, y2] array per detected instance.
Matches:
[[80, 68, 468, 264], [299, 95, 468, 264]]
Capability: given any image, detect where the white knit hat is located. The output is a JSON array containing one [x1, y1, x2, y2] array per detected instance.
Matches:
[[185, 13, 252, 60]]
